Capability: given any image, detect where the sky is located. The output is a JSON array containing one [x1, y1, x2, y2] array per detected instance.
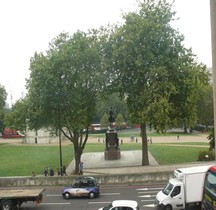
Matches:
[[0, 0, 212, 106]]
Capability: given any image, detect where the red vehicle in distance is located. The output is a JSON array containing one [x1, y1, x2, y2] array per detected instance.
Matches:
[[2, 128, 24, 138]]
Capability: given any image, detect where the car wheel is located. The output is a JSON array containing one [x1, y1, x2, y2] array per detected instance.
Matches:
[[164, 205, 172, 210], [1, 200, 14, 210], [63, 192, 71, 200], [89, 192, 95, 199]]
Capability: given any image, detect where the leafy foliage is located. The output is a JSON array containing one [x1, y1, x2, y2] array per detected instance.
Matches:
[[3, 0, 212, 170], [115, 113, 125, 129], [108, 0, 209, 164], [0, 84, 7, 133], [93, 93, 128, 123], [4, 99, 28, 133], [196, 84, 213, 127], [100, 113, 109, 128], [27, 31, 104, 174], [197, 150, 215, 161], [207, 128, 215, 151]]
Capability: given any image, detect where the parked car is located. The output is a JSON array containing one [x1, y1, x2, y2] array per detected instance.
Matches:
[[62, 176, 99, 199], [98, 200, 140, 210]]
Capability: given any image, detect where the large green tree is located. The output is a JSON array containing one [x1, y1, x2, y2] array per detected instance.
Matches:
[[27, 31, 103, 174], [196, 83, 214, 128], [4, 99, 28, 133], [109, 0, 209, 165]]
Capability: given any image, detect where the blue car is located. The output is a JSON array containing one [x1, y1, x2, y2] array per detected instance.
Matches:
[[62, 176, 100, 199]]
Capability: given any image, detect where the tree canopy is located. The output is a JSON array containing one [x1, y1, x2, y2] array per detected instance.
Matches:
[[7, 0, 211, 169], [27, 31, 104, 174], [108, 0, 209, 164], [0, 84, 7, 133], [4, 99, 28, 133]]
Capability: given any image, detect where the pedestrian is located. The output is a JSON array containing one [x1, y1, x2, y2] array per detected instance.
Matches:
[[177, 135, 180, 140], [121, 139, 123, 144], [44, 168, 48, 176], [79, 162, 83, 175], [32, 171, 35, 177], [62, 165, 67, 176], [57, 168, 61, 176], [50, 168, 54, 176]]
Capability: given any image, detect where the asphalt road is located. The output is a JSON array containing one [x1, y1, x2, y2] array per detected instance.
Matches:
[[20, 182, 204, 210], [20, 182, 167, 210]]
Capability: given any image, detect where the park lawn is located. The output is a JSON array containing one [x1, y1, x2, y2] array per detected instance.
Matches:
[[0, 144, 74, 177], [0, 142, 209, 177], [156, 142, 209, 146], [148, 144, 209, 164]]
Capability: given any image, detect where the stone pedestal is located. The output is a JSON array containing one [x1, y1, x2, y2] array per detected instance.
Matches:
[[104, 129, 121, 160]]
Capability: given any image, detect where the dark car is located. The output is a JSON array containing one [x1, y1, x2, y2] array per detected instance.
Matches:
[[62, 176, 100, 199]]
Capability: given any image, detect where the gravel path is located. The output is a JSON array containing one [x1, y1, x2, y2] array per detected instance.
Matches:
[[0, 133, 209, 145]]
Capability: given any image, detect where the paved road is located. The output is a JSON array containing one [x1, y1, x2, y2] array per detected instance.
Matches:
[[21, 183, 165, 210], [20, 182, 202, 210]]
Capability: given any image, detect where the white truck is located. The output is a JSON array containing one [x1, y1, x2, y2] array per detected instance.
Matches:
[[156, 165, 212, 210], [0, 188, 45, 210]]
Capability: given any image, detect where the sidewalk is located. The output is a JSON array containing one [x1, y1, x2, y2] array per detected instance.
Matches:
[[66, 150, 159, 175], [65, 133, 211, 175], [66, 150, 214, 176]]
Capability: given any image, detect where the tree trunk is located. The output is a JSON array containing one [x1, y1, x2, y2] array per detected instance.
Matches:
[[73, 141, 82, 175], [74, 154, 81, 175], [183, 124, 188, 133], [140, 122, 149, 165], [62, 129, 88, 175]]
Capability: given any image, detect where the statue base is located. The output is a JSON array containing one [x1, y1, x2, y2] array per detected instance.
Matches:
[[104, 148, 121, 160], [104, 128, 121, 160]]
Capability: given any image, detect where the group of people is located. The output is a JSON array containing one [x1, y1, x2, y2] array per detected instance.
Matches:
[[39, 163, 84, 176], [43, 165, 67, 176]]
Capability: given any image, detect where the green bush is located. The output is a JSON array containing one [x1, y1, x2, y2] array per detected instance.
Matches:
[[197, 150, 215, 161]]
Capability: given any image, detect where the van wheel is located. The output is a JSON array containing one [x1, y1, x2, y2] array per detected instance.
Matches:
[[164, 205, 172, 210], [1, 200, 14, 210]]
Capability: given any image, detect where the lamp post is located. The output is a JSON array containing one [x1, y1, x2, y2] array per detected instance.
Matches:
[[210, 0, 216, 160], [58, 74, 65, 176], [59, 116, 63, 176]]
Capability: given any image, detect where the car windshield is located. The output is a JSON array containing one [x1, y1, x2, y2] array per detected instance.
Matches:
[[102, 203, 113, 210], [73, 181, 80, 188], [205, 171, 216, 197], [162, 182, 174, 195]]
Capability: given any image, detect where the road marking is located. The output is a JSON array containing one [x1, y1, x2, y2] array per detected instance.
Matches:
[[46, 195, 61, 197], [141, 199, 155, 202], [143, 204, 157, 207], [136, 188, 162, 191], [139, 195, 151, 198], [138, 191, 158, 194], [101, 193, 120, 196], [89, 201, 111, 204], [42, 203, 71, 205]]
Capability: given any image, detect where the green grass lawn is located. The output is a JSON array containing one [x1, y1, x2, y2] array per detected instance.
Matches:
[[160, 142, 208, 146], [148, 144, 208, 164], [0, 144, 74, 177], [0, 140, 209, 177]]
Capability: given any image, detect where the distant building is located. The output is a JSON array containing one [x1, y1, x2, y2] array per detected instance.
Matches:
[[24, 127, 66, 144]]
